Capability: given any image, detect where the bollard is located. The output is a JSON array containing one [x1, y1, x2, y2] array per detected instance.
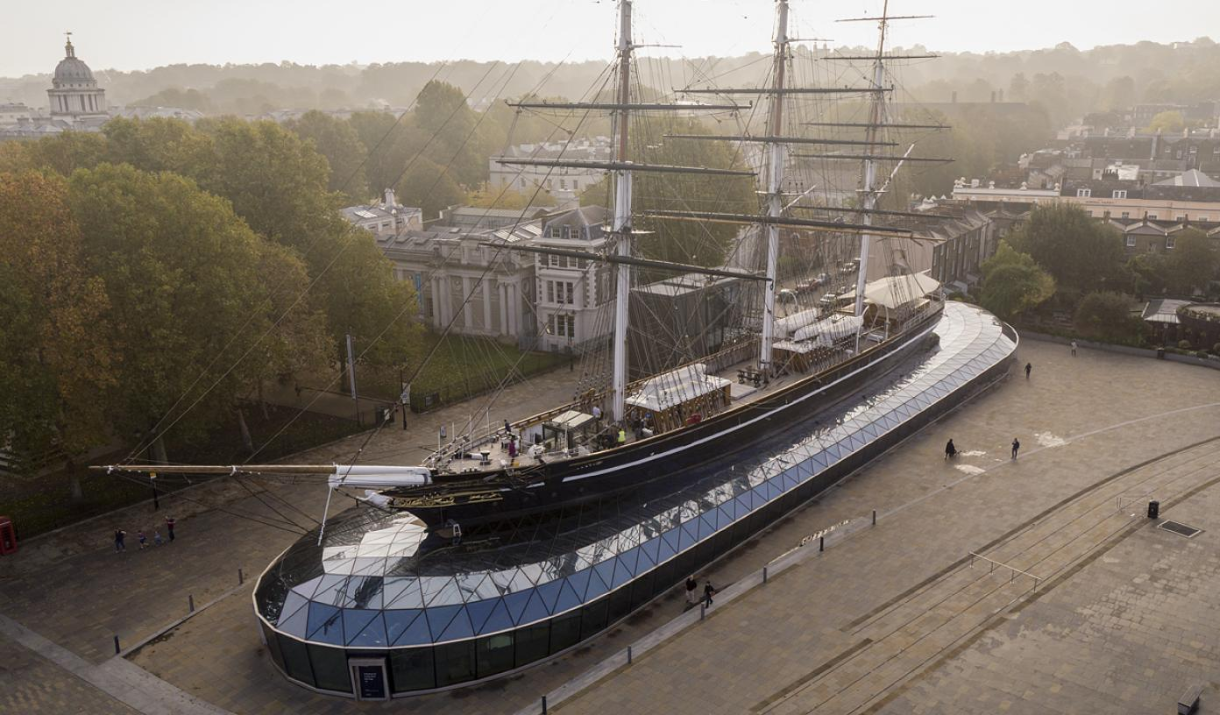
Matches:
[[114, 635, 121, 655], [627, 645, 633, 664], [700, 603, 706, 621], [238, 568, 244, 585], [763, 565, 768, 583], [872, 509, 877, 526], [819, 536, 824, 552], [189, 594, 195, 613], [541, 695, 548, 714]]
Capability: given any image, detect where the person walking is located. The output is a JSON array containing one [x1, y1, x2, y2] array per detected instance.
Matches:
[[1071, 340, 1078, 357], [137, 530, 148, 550], [703, 580, 716, 608], [945, 439, 957, 460], [1024, 362, 1032, 380], [617, 427, 627, 445], [685, 576, 698, 608], [114, 529, 126, 552], [165, 516, 176, 543], [1011, 438, 1021, 460], [153, 529, 164, 546]]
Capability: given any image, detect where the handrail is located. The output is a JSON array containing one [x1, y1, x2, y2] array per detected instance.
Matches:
[[968, 551, 1042, 590]]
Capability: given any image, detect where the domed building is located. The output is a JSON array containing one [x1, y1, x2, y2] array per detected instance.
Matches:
[[48, 36, 106, 117]]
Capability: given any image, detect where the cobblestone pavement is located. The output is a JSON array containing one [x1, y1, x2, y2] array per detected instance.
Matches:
[[0, 630, 137, 715], [5, 340, 1220, 714]]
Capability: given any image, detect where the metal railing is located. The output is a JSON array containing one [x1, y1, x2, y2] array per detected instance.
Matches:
[[968, 551, 1041, 590]]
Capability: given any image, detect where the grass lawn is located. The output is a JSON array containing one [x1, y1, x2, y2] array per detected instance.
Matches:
[[363, 332, 568, 410]]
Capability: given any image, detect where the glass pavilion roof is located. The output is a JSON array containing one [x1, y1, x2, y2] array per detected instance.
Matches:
[[254, 302, 1017, 649]]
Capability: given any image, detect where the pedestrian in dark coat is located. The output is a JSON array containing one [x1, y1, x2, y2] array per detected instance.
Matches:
[[685, 576, 698, 607], [1024, 362, 1032, 379], [137, 530, 148, 550], [1011, 438, 1021, 460], [703, 581, 716, 608], [165, 517, 176, 542], [114, 529, 126, 552], [945, 439, 957, 460]]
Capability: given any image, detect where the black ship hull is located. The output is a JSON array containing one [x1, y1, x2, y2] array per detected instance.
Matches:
[[405, 310, 943, 530]]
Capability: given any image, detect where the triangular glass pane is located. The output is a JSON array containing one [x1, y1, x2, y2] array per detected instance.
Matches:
[[345, 610, 388, 647], [618, 547, 640, 577], [610, 557, 633, 589], [593, 559, 617, 593], [438, 607, 474, 641], [306, 603, 344, 645], [464, 599, 499, 634], [661, 528, 681, 556], [424, 605, 461, 641], [503, 590, 533, 625], [382, 579, 423, 609], [384, 609, 421, 645], [566, 569, 592, 601], [553, 581, 583, 614], [535, 578, 564, 614], [636, 545, 656, 570], [341, 609, 379, 646], [640, 538, 660, 566], [478, 599, 514, 635], [277, 598, 311, 637], [518, 591, 550, 626], [584, 567, 611, 601]]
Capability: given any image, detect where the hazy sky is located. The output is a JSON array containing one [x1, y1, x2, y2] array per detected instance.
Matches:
[[4, 0, 1218, 78]]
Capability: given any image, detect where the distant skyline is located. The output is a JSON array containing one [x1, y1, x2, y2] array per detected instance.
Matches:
[[3, 0, 1218, 78]]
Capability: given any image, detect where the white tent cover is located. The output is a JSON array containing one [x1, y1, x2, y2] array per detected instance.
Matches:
[[841, 271, 941, 310], [626, 363, 731, 412]]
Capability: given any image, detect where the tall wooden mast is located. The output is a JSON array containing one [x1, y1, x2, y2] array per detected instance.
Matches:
[[759, 0, 790, 375], [853, 0, 892, 317], [611, 0, 634, 423]]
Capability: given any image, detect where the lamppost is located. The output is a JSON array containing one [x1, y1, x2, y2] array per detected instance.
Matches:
[[150, 472, 159, 511]]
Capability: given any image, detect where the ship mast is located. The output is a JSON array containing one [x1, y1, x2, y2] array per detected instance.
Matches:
[[852, 1, 892, 317], [610, 0, 634, 423], [759, 0, 790, 376]]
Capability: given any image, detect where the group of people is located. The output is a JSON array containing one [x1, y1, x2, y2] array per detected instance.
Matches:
[[943, 437, 1021, 461], [684, 575, 716, 609], [113, 516, 176, 552]]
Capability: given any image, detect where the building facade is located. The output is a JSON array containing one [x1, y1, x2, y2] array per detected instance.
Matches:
[[47, 37, 106, 118], [489, 138, 611, 195], [341, 189, 424, 238]]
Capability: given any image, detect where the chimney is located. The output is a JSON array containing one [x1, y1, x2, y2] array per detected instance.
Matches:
[[383, 188, 396, 207]]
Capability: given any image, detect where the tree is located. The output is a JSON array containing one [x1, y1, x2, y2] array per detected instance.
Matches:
[[102, 117, 214, 177], [285, 110, 371, 202], [0, 171, 115, 493], [978, 241, 1056, 319], [0, 132, 108, 176], [66, 164, 309, 451], [1146, 110, 1185, 134], [395, 158, 467, 220], [1074, 292, 1143, 344], [1008, 203, 1125, 295], [1125, 252, 1169, 297], [1166, 229, 1218, 294], [130, 87, 213, 112]]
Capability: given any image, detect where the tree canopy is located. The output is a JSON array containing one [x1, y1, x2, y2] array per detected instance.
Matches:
[[1008, 203, 1125, 296], [978, 241, 1056, 320]]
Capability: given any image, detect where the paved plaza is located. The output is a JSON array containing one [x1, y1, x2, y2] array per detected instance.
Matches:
[[4, 339, 1220, 714]]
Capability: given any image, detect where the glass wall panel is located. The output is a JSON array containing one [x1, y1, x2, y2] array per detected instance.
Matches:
[[579, 599, 609, 640], [307, 644, 352, 693], [278, 636, 315, 688], [514, 622, 550, 667], [476, 633, 515, 678], [433, 641, 477, 688], [390, 647, 435, 693], [607, 586, 632, 625], [549, 611, 582, 653], [262, 626, 285, 673]]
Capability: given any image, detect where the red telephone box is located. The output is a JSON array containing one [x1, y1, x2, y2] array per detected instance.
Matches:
[[0, 516, 17, 555]]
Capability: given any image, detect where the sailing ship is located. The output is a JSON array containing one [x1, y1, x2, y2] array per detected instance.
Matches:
[[97, 0, 951, 534]]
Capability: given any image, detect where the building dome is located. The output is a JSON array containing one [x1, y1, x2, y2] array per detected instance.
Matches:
[[47, 36, 106, 117], [52, 40, 96, 86]]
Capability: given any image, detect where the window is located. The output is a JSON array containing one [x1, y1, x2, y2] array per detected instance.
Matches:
[[1076, 188, 1091, 198], [1190, 146, 1198, 155], [566, 282, 575, 305], [1199, 215, 1211, 222], [1112, 190, 1127, 199], [559, 179, 567, 190], [546, 281, 555, 304], [547, 313, 556, 335], [549, 254, 560, 267], [1121, 212, 1130, 219], [1126, 235, 1137, 248], [562, 226, 571, 240], [1147, 214, 1158, 220], [1177, 215, 1187, 223], [1167, 235, 1176, 249]]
